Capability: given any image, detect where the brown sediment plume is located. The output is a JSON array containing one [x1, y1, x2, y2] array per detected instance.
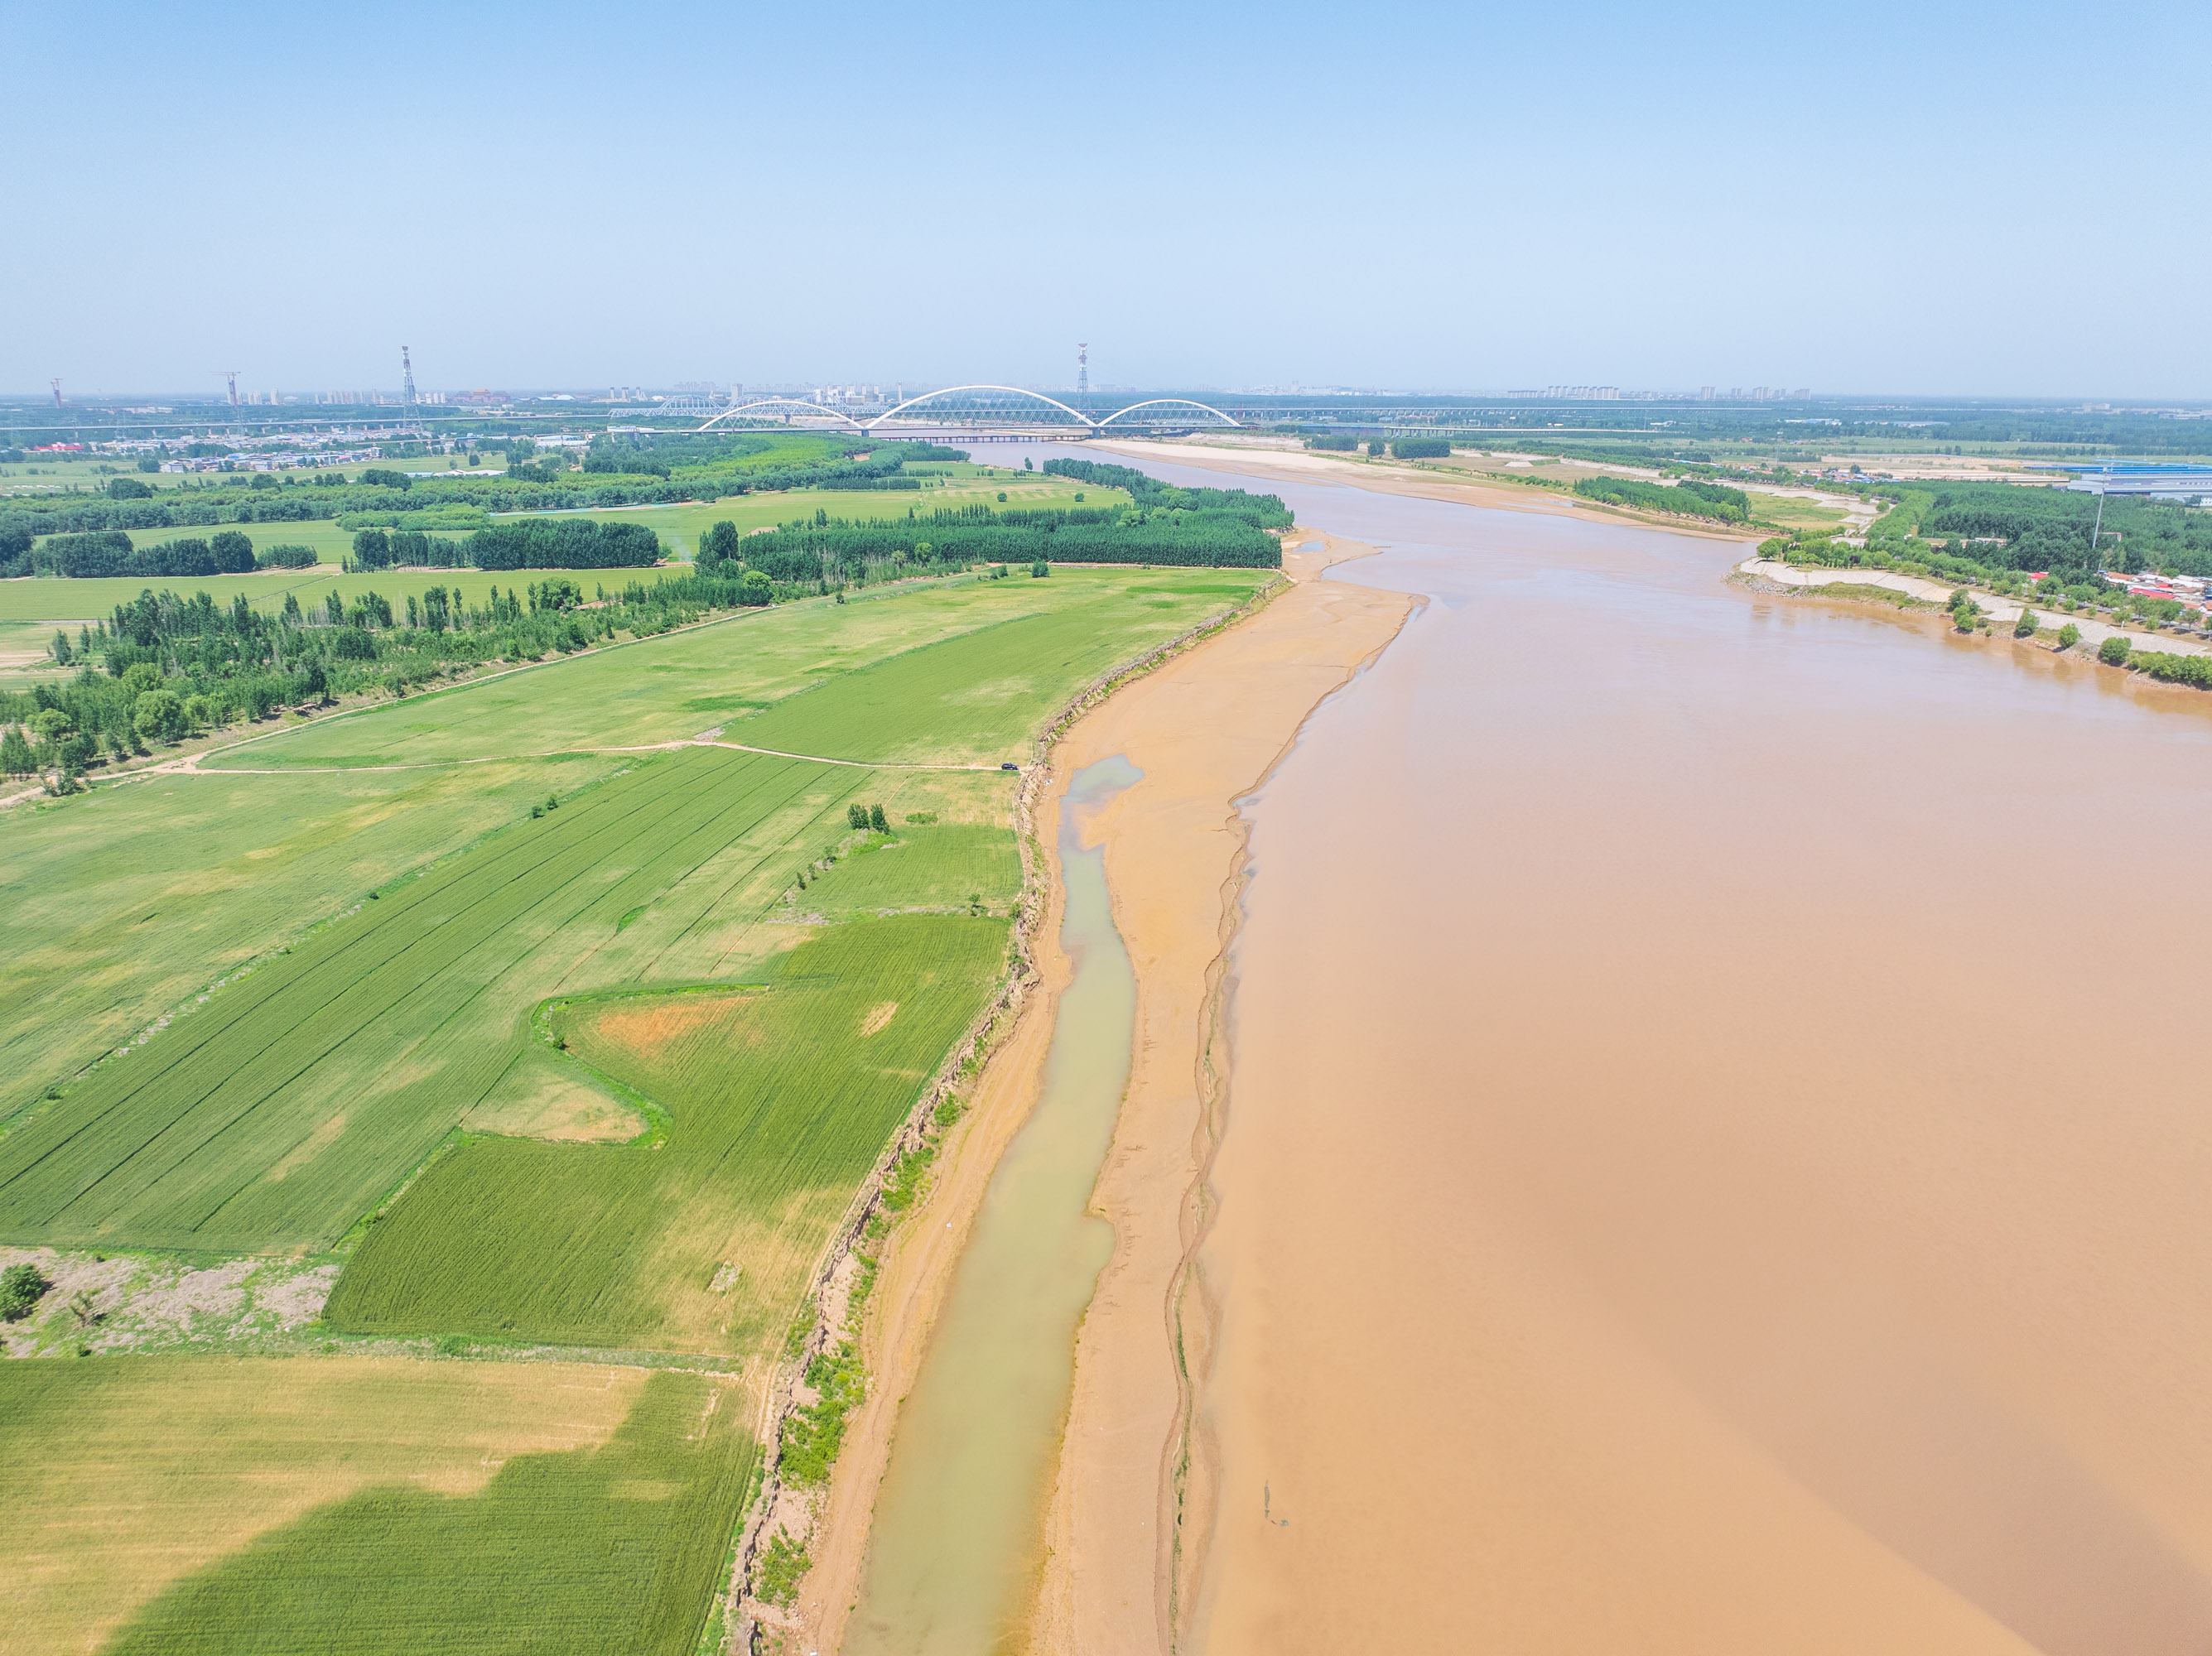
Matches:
[[1025, 535, 1416, 1655]]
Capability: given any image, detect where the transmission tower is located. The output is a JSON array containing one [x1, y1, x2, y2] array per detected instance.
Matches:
[[401, 344, 417, 407], [50, 378, 62, 408], [1077, 343, 1089, 395]]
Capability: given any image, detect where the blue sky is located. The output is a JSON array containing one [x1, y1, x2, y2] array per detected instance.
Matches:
[[4, 0, 2206, 397]]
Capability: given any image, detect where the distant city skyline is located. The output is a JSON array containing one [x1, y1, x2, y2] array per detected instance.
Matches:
[[5, 0, 2207, 397]]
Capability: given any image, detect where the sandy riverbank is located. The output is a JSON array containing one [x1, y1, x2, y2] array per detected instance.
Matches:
[[1742, 556, 2212, 661], [784, 535, 1411, 1654], [1024, 537, 1414, 1654]]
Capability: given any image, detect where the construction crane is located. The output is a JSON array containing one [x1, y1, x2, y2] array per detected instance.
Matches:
[[401, 345, 417, 407]]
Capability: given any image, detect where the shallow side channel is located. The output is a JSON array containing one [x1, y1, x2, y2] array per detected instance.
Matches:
[[844, 754, 1141, 1655]]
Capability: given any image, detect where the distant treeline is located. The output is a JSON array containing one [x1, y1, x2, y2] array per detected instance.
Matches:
[[709, 465, 1291, 581], [1908, 481, 2212, 577], [1768, 483, 2212, 619], [349, 518, 663, 572], [17, 527, 320, 578], [723, 514, 1281, 579], [1572, 475, 1751, 523], [0, 436, 971, 556]]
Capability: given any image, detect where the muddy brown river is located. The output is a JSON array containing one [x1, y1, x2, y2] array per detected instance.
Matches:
[[1193, 474, 2212, 1655], [855, 450, 2212, 1655]]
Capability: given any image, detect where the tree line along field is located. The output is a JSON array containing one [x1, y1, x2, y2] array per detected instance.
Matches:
[[205, 565, 1271, 770], [0, 557, 1272, 1652]]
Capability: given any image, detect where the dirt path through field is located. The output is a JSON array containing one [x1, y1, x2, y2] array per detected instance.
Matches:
[[137, 736, 1014, 779]]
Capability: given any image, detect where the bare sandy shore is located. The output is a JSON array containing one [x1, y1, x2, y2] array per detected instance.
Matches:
[[1025, 537, 1414, 1654], [1743, 556, 2212, 659]]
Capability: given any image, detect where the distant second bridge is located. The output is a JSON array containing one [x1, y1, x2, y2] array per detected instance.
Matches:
[[692, 385, 1241, 438]]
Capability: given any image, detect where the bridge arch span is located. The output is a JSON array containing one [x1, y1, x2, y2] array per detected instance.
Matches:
[[1094, 397, 1241, 428], [696, 398, 862, 431], [865, 385, 1097, 431]]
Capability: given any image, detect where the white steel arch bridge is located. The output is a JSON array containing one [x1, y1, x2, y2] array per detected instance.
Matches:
[[693, 385, 1241, 436]]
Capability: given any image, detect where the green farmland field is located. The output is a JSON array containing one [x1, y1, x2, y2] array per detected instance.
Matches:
[[329, 914, 1006, 1351], [64, 1365, 752, 1656], [0, 747, 861, 1252], [0, 1355, 657, 1656], [0, 755, 621, 1129], [204, 566, 1272, 770]]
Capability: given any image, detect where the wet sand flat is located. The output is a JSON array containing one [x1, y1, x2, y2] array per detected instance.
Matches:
[[1180, 479, 2212, 1654], [1029, 539, 1414, 1653]]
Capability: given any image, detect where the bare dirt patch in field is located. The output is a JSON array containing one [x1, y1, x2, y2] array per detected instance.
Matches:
[[583, 991, 760, 1062], [465, 1078, 644, 1144]]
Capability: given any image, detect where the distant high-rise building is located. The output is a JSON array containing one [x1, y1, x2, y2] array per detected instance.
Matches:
[[1699, 386, 1716, 400]]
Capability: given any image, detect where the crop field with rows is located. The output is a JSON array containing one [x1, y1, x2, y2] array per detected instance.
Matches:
[[0, 754, 621, 1128], [327, 912, 1007, 1352], [0, 746, 858, 1252]]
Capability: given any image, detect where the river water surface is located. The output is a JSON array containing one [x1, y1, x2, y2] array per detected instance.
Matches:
[[1187, 470, 2212, 1655]]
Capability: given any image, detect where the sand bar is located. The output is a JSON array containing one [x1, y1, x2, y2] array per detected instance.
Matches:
[[1025, 537, 1414, 1652]]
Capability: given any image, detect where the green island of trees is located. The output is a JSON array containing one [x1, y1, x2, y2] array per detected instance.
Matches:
[[1573, 475, 1752, 523]]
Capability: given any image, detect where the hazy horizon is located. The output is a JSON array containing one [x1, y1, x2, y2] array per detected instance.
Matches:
[[7, 0, 2207, 399]]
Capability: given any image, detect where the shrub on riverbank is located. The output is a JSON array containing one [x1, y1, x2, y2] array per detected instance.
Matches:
[[2099, 635, 2132, 666], [2124, 649, 2212, 688]]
